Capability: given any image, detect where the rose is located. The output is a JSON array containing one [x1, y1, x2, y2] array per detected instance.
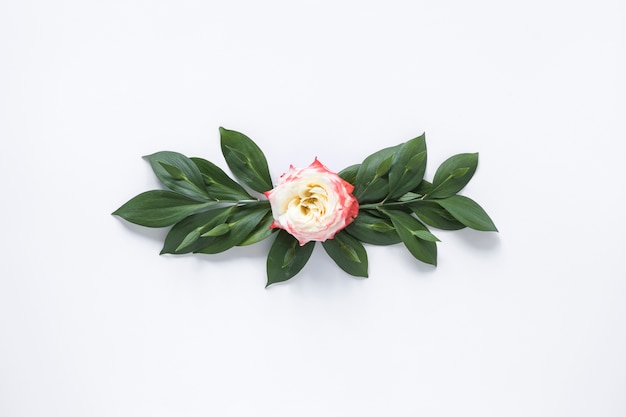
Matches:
[[264, 159, 359, 245]]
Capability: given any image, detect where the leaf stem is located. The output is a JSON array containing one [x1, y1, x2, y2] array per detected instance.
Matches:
[[359, 198, 426, 211]]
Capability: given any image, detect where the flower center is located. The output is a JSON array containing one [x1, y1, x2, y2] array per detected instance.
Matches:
[[293, 184, 328, 217]]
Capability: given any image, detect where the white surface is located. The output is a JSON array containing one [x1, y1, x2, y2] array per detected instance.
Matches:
[[1, 1, 625, 416]]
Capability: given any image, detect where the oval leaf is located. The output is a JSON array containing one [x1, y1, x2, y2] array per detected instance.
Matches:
[[388, 133, 427, 199], [345, 210, 401, 245], [237, 210, 276, 246], [428, 153, 478, 199], [321, 231, 368, 277], [161, 206, 234, 254], [353, 144, 401, 203], [409, 201, 466, 230], [338, 164, 360, 185], [195, 206, 270, 254], [382, 209, 437, 265], [220, 127, 273, 193], [266, 230, 315, 287], [191, 157, 253, 200], [435, 195, 498, 232], [143, 151, 210, 200], [112, 190, 215, 228]]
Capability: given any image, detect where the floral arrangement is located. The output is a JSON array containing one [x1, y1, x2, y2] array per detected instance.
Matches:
[[113, 127, 497, 287]]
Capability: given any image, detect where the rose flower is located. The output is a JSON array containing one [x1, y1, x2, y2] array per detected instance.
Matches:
[[264, 159, 359, 245]]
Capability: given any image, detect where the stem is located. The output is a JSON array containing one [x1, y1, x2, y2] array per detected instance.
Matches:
[[359, 198, 426, 211]]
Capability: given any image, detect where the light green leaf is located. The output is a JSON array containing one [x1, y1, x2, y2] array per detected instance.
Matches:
[[112, 190, 215, 228], [220, 127, 273, 193], [200, 223, 231, 237], [412, 229, 440, 242], [175, 229, 202, 252], [375, 155, 394, 177]]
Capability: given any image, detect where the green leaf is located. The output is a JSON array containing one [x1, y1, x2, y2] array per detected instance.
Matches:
[[112, 190, 216, 228], [338, 164, 360, 185], [220, 127, 273, 193], [237, 210, 276, 246], [345, 210, 401, 245], [353, 144, 401, 203], [388, 134, 427, 199], [428, 153, 478, 199], [144, 151, 210, 200], [158, 162, 187, 180], [195, 205, 270, 254], [409, 201, 466, 230], [161, 206, 234, 254], [435, 195, 498, 232], [375, 154, 394, 177], [190, 157, 253, 200], [282, 244, 296, 268], [382, 209, 437, 265], [175, 229, 202, 252], [200, 223, 231, 237], [398, 192, 422, 202], [266, 230, 315, 287], [322, 231, 368, 277], [413, 180, 432, 196], [413, 229, 440, 242]]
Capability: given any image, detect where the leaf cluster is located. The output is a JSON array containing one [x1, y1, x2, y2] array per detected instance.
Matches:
[[113, 128, 497, 287], [271, 133, 498, 285], [113, 127, 275, 257]]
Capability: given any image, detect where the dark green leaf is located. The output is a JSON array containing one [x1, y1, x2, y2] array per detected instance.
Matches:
[[353, 144, 401, 203], [266, 230, 315, 287], [322, 231, 368, 277], [413, 180, 432, 196], [382, 209, 437, 265], [195, 206, 270, 254], [237, 210, 276, 246], [112, 190, 216, 228], [345, 210, 402, 245], [436, 195, 498, 232], [338, 164, 360, 185], [190, 157, 253, 200], [388, 134, 427, 199], [428, 153, 478, 199], [161, 206, 234, 254], [220, 127, 273, 193], [143, 151, 210, 200], [409, 201, 466, 230], [359, 177, 389, 203]]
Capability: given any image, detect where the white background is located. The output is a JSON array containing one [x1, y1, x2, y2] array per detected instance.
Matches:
[[1, 1, 625, 416]]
